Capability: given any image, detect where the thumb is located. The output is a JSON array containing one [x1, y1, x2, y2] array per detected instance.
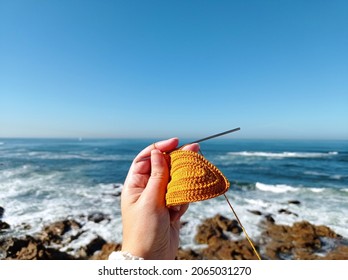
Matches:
[[143, 149, 169, 206]]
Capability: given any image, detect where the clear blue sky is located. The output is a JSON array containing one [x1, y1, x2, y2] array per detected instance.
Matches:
[[1, 0, 347, 139]]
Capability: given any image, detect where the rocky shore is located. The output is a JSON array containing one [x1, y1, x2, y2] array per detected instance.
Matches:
[[1, 203, 347, 260]]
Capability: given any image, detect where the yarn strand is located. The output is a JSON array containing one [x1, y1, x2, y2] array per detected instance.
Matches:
[[197, 148, 261, 260], [224, 194, 262, 260]]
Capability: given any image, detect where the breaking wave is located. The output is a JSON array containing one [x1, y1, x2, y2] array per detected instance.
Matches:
[[228, 151, 338, 159], [255, 182, 298, 193]]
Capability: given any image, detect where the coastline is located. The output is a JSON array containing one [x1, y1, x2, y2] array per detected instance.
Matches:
[[1, 138, 347, 260], [1, 202, 347, 260]]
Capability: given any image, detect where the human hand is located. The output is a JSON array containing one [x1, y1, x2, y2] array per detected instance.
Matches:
[[121, 138, 199, 259]]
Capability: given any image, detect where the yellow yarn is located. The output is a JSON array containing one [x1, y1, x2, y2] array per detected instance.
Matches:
[[166, 150, 230, 206]]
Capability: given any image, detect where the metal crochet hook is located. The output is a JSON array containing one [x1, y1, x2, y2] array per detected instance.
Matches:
[[178, 127, 240, 148], [137, 127, 240, 162]]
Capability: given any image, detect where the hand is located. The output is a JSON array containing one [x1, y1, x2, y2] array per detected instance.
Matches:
[[121, 138, 199, 259]]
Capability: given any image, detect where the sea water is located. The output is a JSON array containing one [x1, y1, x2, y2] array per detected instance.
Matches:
[[0, 138, 347, 252]]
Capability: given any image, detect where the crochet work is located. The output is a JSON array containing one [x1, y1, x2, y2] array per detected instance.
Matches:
[[166, 150, 230, 206]]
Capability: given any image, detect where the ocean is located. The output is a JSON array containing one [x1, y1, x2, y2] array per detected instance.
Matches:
[[0, 138, 347, 253]]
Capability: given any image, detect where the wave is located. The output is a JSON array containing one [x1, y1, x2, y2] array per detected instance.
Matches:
[[255, 182, 298, 193], [227, 151, 338, 159], [0, 165, 33, 179], [244, 198, 270, 208], [255, 182, 332, 194], [26, 152, 132, 161], [303, 171, 345, 180], [309, 188, 325, 193]]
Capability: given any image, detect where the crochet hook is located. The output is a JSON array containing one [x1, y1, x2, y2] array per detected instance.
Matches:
[[182, 127, 240, 146], [136, 127, 241, 162]]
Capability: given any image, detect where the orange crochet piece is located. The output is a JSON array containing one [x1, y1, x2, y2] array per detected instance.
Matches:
[[166, 150, 230, 206]]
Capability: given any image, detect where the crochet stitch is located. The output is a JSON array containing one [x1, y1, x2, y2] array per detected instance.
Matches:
[[166, 150, 230, 206]]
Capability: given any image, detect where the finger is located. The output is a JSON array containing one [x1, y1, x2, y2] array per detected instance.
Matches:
[[134, 138, 179, 162], [129, 137, 178, 177], [181, 143, 200, 153], [142, 149, 169, 206]]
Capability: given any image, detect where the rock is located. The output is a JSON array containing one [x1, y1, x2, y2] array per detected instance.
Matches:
[[248, 210, 263, 216], [288, 200, 301, 205], [180, 221, 188, 228], [77, 236, 107, 259], [112, 184, 123, 196], [0, 206, 4, 219], [176, 248, 203, 260], [110, 192, 122, 197], [113, 183, 123, 189], [278, 209, 298, 217], [194, 215, 258, 260], [195, 214, 242, 245], [324, 245, 348, 260], [195, 221, 225, 245], [90, 243, 122, 260], [265, 214, 275, 224], [201, 239, 259, 260], [3, 236, 76, 260], [87, 212, 110, 223], [20, 223, 32, 231], [40, 219, 82, 245], [0, 221, 10, 231], [260, 220, 346, 260], [315, 225, 340, 239]]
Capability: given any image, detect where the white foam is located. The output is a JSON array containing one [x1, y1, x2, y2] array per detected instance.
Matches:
[[309, 188, 325, 193], [0, 165, 33, 180], [255, 182, 298, 193], [244, 198, 270, 208], [228, 151, 338, 159]]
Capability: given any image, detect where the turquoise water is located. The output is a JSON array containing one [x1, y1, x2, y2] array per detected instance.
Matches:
[[0, 138, 347, 251]]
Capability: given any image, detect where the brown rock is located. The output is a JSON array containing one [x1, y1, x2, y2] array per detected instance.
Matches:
[[261, 220, 347, 260], [40, 219, 82, 245], [77, 236, 107, 259], [201, 239, 259, 260], [194, 215, 259, 260], [323, 245, 348, 260], [91, 243, 122, 260], [315, 225, 340, 239], [195, 221, 225, 245], [176, 248, 203, 260], [195, 214, 242, 245], [3, 236, 75, 260]]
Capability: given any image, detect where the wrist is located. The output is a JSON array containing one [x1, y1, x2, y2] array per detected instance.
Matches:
[[108, 251, 144, 260]]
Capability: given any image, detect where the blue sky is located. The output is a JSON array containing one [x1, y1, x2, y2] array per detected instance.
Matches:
[[1, 0, 347, 139]]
